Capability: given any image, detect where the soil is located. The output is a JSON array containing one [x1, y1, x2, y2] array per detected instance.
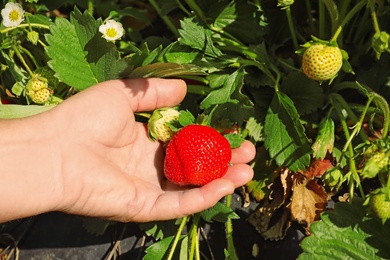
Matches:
[[0, 193, 305, 260]]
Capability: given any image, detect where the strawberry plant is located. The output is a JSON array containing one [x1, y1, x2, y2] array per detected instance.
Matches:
[[1, 0, 390, 259]]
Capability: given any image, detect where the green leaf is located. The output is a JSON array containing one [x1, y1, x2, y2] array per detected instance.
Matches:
[[264, 91, 311, 171], [299, 198, 390, 260], [0, 104, 55, 119], [143, 235, 187, 260], [200, 69, 241, 109], [224, 133, 245, 149], [200, 202, 239, 222], [128, 62, 206, 78], [81, 217, 115, 236], [312, 117, 335, 159], [178, 17, 223, 58], [245, 116, 264, 142], [139, 219, 179, 241], [1, 50, 29, 88], [45, 8, 126, 90], [280, 72, 325, 115]]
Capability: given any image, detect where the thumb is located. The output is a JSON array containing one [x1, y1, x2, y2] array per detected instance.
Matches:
[[111, 78, 187, 112]]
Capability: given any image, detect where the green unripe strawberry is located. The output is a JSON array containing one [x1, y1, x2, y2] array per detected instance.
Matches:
[[362, 152, 389, 179], [34, 67, 59, 89], [26, 77, 48, 92], [148, 108, 180, 142], [31, 88, 52, 104], [302, 43, 343, 81], [26, 76, 53, 104], [369, 188, 390, 223]]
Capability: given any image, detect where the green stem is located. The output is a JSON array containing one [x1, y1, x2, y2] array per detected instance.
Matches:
[[184, 0, 208, 24], [285, 6, 299, 50], [166, 216, 188, 260], [12, 46, 34, 77], [87, 0, 94, 14], [319, 0, 325, 39], [330, 0, 368, 42], [330, 94, 364, 199], [148, 0, 180, 38], [225, 194, 238, 260], [187, 84, 212, 96], [305, 0, 316, 34], [19, 46, 39, 68], [0, 23, 49, 34], [369, 0, 381, 34], [188, 214, 200, 260], [175, 0, 191, 16]]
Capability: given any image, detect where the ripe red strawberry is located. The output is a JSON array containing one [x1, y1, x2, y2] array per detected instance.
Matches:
[[164, 124, 232, 186], [302, 43, 343, 81]]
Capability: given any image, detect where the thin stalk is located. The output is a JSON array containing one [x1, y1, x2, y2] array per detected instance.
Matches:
[[87, 0, 94, 14], [369, 1, 380, 34], [184, 0, 208, 24], [188, 214, 200, 260], [12, 45, 34, 77], [166, 216, 188, 260], [285, 6, 299, 50], [148, 0, 180, 38], [330, 0, 367, 42], [187, 84, 212, 96], [330, 94, 365, 199], [225, 194, 238, 260], [318, 0, 326, 39], [0, 23, 49, 34], [304, 0, 315, 34], [19, 46, 39, 68]]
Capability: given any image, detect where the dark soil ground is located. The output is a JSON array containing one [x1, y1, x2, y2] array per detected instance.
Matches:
[[0, 193, 304, 259]]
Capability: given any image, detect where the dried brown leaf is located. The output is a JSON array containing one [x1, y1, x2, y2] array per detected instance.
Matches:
[[298, 158, 333, 179], [289, 176, 328, 229]]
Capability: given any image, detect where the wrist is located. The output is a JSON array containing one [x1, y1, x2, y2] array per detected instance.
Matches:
[[0, 112, 63, 222]]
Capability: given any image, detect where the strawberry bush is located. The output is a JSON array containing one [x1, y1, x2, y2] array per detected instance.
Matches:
[[1, 0, 390, 259]]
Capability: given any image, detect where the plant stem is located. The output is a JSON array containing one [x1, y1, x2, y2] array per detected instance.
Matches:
[[188, 214, 200, 260], [304, 0, 316, 34], [148, 0, 180, 38], [285, 6, 299, 50], [184, 0, 208, 24], [12, 46, 34, 77], [0, 23, 49, 34], [166, 216, 188, 260], [330, 0, 368, 42], [225, 194, 238, 260], [369, 0, 381, 34], [318, 0, 325, 39], [87, 0, 94, 14]]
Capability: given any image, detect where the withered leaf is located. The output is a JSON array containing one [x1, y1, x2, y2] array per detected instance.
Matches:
[[299, 158, 333, 179], [248, 169, 293, 240], [288, 176, 328, 230]]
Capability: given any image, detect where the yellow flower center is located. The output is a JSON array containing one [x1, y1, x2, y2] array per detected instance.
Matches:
[[105, 28, 117, 38], [8, 9, 20, 22]]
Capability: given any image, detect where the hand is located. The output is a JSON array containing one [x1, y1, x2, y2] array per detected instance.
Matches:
[[0, 78, 255, 223]]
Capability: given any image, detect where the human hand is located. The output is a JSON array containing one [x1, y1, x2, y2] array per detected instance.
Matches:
[[0, 78, 255, 223]]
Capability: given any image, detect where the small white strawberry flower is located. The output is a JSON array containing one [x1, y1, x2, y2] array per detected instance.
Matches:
[[99, 19, 124, 42], [1, 2, 25, 27]]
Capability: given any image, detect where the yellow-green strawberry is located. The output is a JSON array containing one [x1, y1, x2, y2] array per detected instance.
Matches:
[[369, 188, 390, 224], [31, 88, 52, 104], [26, 76, 48, 92], [302, 43, 343, 81], [34, 67, 59, 89], [148, 108, 180, 142]]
